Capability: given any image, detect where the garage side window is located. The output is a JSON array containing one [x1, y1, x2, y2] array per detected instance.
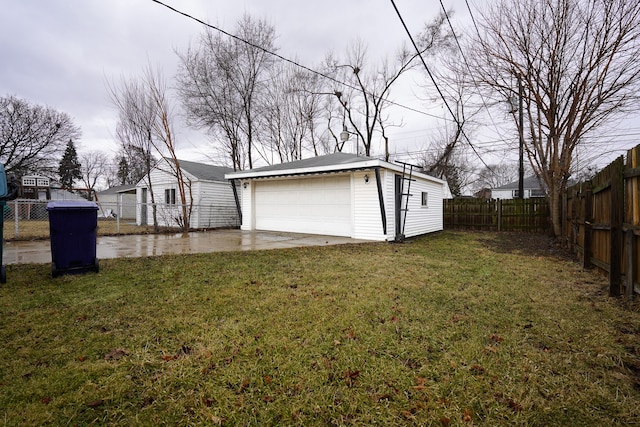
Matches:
[[421, 191, 428, 207], [165, 188, 176, 205]]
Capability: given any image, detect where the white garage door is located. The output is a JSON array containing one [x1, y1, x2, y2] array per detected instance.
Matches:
[[254, 175, 352, 237]]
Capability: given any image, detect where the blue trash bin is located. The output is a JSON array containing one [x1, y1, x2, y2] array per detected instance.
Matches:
[[46, 201, 99, 277]]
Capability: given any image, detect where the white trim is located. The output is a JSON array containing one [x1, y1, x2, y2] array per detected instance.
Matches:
[[225, 159, 446, 186]]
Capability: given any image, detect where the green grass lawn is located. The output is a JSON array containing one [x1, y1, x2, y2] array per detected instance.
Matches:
[[1, 231, 639, 426]]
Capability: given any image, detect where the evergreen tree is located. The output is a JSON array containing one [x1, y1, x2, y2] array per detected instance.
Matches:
[[58, 140, 82, 188], [117, 156, 129, 185]]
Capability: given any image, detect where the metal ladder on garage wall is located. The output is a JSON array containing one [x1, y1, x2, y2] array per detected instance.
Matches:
[[396, 161, 416, 241]]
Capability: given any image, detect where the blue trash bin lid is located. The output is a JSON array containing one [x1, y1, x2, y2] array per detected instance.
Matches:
[[0, 164, 8, 198], [46, 201, 99, 211]]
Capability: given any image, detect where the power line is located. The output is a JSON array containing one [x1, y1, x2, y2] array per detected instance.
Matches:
[[149, 0, 449, 121], [438, 0, 503, 140], [389, 0, 491, 170], [464, 0, 483, 44]]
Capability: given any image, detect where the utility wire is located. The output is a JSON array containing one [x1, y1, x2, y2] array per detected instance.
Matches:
[[389, 0, 491, 170], [465, 0, 484, 44], [150, 0, 450, 121], [438, 0, 502, 138]]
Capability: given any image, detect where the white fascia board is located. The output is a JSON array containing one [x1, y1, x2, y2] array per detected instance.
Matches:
[[225, 158, 446, 186], [224, 159, 384, 180], [383, 163, 447, 186]]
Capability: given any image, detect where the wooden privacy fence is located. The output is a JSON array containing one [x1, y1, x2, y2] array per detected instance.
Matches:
[[444, 198, 551, 232], [563, 144, 640, 297]]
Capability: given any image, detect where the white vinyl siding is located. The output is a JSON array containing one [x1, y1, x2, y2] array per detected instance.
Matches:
[[402, 178, 443, 238], [190, 180, 239, 228], [382, 171, 443, 240], [384, 170, 397, 239], [491, 189, 513, 199], [136, 159, 238, 228], [240, 180, 253, 231], [352, 171, 386, 241]]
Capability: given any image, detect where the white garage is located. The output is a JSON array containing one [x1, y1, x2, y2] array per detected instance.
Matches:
[[226, 153, 446, 242]]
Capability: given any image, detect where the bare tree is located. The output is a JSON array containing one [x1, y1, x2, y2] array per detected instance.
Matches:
[[466, 0, 640, 236], [144, 67, 194, 231], [326, 41, 416, 158], [107, 75, 160, 230], [328, 12, 453, 158], [107, 65, 192, 231], [176, 14, 277, 170], [112, 151, 147, 186], [474, 164, 519, 193], [262, 63, 326, 162], [79, 150, 108, 197], [0, 95, 81, 177], [415, 61, 483, 197], [416, 126, 475, 196]]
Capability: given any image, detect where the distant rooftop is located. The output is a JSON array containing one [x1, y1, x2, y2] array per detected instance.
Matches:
[[494, 176, 544, 190], [97, 184, 137, 195]]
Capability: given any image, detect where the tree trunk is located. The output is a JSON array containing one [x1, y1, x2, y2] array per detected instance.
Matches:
[[548, 185, 562, 238]]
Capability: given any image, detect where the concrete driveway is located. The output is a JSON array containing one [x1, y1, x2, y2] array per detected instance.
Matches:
[[2, 230, 368, 265]]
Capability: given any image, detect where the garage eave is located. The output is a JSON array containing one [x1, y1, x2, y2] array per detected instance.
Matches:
[[225, 159, 383, 180], [225, 158, 446, 185]]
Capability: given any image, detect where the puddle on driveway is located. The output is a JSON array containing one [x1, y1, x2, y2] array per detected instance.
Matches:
[[2, 230, 366, 265]]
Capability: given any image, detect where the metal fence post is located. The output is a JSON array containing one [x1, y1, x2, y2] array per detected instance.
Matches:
[[116, 196, 121, 233], [13, 201, 19, 238]]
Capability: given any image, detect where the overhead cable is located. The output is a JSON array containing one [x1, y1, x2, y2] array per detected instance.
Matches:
[[150, 0, 450, 121], [389, 0, 491, 170]]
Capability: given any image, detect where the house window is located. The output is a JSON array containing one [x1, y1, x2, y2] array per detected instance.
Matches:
[[165, 188, 176, 205], [421, 191, 428, 207], [530, 189, 546, 198]]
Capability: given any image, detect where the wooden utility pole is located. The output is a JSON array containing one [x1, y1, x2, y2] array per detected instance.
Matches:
[[518, 76, 525, 199]]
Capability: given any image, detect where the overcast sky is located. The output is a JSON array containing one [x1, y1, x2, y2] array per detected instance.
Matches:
[[0, 0, 478, 162], [1, 0, 637, 171]]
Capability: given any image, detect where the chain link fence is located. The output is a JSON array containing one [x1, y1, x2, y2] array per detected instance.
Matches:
[[1, 199, 240, 240]]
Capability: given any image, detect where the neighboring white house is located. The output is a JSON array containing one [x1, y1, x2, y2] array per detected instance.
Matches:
[[96, 184, 137, 220], [491, 176, 546, 200], [225, 153, 446, 241], [136, 158, 240, 229]]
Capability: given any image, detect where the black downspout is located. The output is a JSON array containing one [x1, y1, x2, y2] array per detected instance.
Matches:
[[230, 179, 242, 225], [375, 168, 387, 235]]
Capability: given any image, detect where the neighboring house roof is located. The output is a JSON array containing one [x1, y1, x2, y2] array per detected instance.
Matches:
[[225, 153, 446, 185], [493, 176, 545, 191], [97, 184, 137, 195], [169, 159, 234, 182]]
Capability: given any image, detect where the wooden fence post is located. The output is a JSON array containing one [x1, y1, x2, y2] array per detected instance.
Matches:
[[626, 230, 637, 299], [624, 145, 640, 298], [583, 184, 593, 269], [610, 157, 625, 297]]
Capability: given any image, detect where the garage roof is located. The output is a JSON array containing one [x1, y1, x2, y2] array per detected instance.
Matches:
[[225, 153, 445, 184]]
